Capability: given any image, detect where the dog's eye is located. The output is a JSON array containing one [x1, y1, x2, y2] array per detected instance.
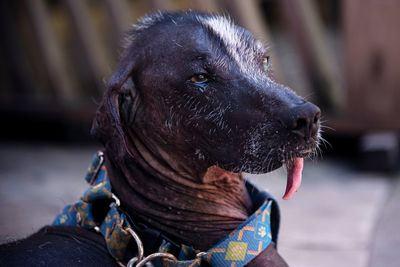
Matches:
[[262, 56, 271, 72], [190, 74, 209, 84]]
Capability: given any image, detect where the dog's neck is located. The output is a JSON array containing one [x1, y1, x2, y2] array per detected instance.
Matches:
[[105, 135, 253, 250]]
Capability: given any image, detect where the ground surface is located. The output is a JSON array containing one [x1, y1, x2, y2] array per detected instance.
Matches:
[[0, 144, 399, 267]]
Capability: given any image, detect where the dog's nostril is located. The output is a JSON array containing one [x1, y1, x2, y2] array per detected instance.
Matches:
[[282, 102, 320, 139], [293, 118, 307, 131]]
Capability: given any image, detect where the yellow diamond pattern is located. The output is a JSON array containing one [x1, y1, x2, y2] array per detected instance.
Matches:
[[225, 241, 248, 261]]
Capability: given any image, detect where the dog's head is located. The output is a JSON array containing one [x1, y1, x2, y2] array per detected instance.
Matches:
[[93, 11, 321, 198]]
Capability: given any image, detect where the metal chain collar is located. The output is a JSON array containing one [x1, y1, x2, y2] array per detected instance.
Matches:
[[53, 151, 276, 267]]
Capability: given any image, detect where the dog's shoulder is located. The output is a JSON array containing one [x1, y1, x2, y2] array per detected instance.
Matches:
[[0, 226, 118, 266], [247, 245, 289, 267]]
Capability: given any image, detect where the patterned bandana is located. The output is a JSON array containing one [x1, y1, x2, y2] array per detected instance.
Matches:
[[53, 152, 279, 267]]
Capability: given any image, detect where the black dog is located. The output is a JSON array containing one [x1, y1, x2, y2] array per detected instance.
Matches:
[[0, 11, 320, 267]]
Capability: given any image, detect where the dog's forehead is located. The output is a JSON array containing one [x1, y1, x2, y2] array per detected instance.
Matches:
[[197, 15, 268, 81], [198, 15, 264, 53], [126, 12, 270, 82], [134, 11, 167, 32]]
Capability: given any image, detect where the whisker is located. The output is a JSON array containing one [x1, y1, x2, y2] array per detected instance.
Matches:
[[319, 124, 336, 131], [319, 136, 332, 149]]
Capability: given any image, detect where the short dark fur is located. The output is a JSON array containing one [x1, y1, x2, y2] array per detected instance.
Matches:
[[0, 11, 320, 267], [93, 12, 320, 175]]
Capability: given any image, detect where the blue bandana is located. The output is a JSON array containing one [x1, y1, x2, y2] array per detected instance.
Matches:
[[53, 152, 279, 266]]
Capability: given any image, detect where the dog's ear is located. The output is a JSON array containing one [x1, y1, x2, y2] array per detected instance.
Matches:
[[91, 49, 138, 160], [119, 77, 139, 125]]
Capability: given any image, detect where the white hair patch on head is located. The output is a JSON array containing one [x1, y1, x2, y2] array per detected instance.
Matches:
[[198, 15, 269, 83]]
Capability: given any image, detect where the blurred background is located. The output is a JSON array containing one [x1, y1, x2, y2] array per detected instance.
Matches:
[[0, 1, 399, 266]]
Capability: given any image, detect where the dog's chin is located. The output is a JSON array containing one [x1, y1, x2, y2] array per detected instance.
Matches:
[[251, 161, 283, 175], [240, 146, 316, 200], [228, 159, 283, 175]]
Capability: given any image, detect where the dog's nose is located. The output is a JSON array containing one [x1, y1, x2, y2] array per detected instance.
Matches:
[[281, 102, 321, 140]]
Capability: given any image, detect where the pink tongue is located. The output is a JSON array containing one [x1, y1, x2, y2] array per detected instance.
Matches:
[[283, 157, 304, 200]]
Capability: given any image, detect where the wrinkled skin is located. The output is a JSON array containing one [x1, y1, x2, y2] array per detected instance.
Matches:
[[92, 11, 321, 267]]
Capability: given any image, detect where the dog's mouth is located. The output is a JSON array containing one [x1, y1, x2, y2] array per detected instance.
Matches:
[[278, 146, 317, 200], [283, 157, 304, 200]]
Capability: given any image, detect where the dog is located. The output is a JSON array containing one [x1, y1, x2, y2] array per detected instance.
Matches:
[[0, 11, 320, 267]]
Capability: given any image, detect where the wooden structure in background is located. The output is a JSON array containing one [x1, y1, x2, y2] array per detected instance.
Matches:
[[338, 0, 400, 132], [279, 0, 343, 112], [0, 0, 288, 140], [1, 0, 399, 141]]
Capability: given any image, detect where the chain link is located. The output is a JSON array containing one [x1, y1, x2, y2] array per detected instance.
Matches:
[[122, 226, 178, 267]]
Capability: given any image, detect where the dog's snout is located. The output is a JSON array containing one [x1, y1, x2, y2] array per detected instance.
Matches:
[[281, 102, 320, 140]]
